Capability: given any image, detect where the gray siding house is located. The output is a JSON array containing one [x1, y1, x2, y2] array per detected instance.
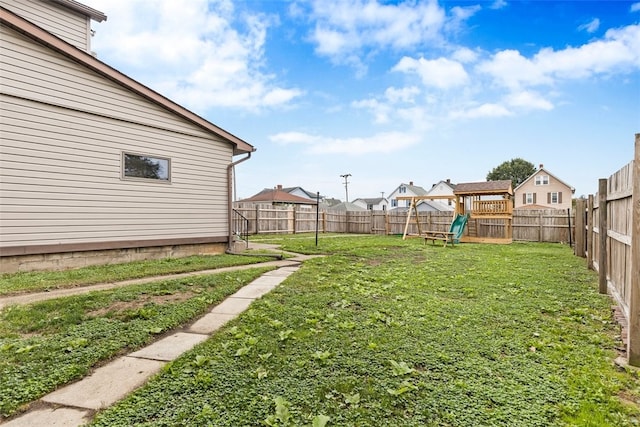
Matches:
[[0, 1, 255, 272]]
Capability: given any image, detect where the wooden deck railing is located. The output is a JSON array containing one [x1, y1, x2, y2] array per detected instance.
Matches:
[[471, 199, 512, 216]]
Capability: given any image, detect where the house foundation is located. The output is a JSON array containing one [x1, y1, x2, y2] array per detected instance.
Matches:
[[0, 243, 227, 273]]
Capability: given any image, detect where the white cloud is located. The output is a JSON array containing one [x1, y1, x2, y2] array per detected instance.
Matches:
[[578, 18, 600, 33], [307, 0, 447, 67], [384, 86, 421, 103], [84, 0, 302, 111], [393, 56, 469, 89], [351, 98, 392, 123], [450, 103, 513, 119], [270, 131, 422, 154], [452, 47, 479, 63], [477, 24, 640, 89], [490, 0, 508, 10], [450, 5, 481, 22], [505, 91, 554, 111], [631, 2, 640, 12]]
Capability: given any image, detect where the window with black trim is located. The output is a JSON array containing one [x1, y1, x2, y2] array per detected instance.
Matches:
[[123, 153, 170, 182]]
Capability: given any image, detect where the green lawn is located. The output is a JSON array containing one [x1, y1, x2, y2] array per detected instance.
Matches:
[[82, 235, 639, 426], [0, 253, 276, 296], [0, 267, 273, 417]]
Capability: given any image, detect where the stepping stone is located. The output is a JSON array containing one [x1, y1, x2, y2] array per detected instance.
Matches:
[[264, 267, 299, 277], [248, 275, 288, 288], [129, 332, 208, 361], [42, 356, 164, 410], [1, 407, 90, 427], [189, 312, 236, 334], [231, 283, 277, 299], [210, 297, 254, 314]]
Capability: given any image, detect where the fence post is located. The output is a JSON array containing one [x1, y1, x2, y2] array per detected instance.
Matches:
[[385, 211, 389, 235], [255, 205, 260, 234], [323, 211, 326, 233], [586, 195, 594, 269], [627, 134, 640, 365], [538, 212, 543, 242], [598, 178, 608, 294], [293, 206, 297, 234], [574, 199, 585, 257]]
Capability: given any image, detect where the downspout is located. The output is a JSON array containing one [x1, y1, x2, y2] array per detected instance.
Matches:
[[227, 153, 251, 250]]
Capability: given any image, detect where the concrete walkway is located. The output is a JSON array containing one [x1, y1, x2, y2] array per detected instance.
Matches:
[[2, 246, 316, 427]]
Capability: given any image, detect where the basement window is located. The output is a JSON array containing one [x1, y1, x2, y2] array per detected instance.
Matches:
[[122, 152, 170, 182]]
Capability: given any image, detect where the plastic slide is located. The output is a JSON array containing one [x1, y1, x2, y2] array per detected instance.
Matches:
[[449, 214, 469, 243]]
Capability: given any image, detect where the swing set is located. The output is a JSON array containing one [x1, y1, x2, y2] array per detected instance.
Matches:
[[398, 180, 514, 244]]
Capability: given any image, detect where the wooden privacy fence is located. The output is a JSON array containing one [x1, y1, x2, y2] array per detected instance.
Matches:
[[233, 202, 575, 243], [575, 134, 639, 366]]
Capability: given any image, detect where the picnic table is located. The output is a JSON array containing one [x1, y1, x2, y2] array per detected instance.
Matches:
[[423, 231, 455, 247]]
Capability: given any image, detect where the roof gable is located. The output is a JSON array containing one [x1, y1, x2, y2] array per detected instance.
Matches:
[[390, 182, 428, 197], [0, 6, 254, 155], [356, 198, 386, 204], [240, 187, 317, 204], [514, 167, 574, 192]]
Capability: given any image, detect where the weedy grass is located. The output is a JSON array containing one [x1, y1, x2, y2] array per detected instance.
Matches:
[[0, 253, 275, 296], [0, 267, 272, 417], [90, 235, 640, 426]]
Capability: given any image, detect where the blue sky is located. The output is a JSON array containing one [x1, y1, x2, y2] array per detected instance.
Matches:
[[83, 0, 640, 200]]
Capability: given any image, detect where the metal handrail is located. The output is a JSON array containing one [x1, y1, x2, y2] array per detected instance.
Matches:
[[232, 208, 250, 249]]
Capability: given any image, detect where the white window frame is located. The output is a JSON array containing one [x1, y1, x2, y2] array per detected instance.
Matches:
[[550, 192, 559, 204], [526, 193, 534, 204], [535, 175, 549, 186]]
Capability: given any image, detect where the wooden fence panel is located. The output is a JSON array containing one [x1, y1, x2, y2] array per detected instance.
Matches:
[[233, 203, 578, 243], [295, 208, 323, 233], [371, 211, 388, 234], [513, 209, 573, 242], [594, 161, 635, 316], [584, 133, 638, 365]]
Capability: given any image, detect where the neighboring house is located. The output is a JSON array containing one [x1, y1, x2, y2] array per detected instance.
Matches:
[[321, 198, 342, 208], [239, 185, 317, 207], [352, 197, 388, 211], [416, 200, 453, 212], [281, 186, 322, 202], [514, 165, 575, 210], [388, 181, 428, 209], [328, 202, 366, 212], [0, 1, 255, 273], [421, 179, 456, 211]]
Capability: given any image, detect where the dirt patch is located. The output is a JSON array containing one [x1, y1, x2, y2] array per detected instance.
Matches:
[[87, 292, 195, 318], [619, 391, 640, 409]]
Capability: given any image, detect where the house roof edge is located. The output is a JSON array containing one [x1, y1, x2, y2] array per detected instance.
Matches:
[[0, 6, 255, 155]]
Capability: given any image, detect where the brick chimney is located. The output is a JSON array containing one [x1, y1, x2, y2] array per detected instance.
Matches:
[[409, 181, 413, 186], [539, 164, 544, 169], [276, 184, 282, 190]]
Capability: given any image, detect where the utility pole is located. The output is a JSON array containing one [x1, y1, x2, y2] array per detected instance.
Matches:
[[340, 173, 351, 202]]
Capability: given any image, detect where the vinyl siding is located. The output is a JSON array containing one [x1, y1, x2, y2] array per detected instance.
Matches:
[[2, 27, 215, 138], [0, 27, 234, 250], [514, 172, 572, 210], [0, 0, 90, 51]]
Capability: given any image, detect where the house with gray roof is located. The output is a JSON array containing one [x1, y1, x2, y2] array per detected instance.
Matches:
[[239, 185, 317, 206], [352, 197, 389, 211], [388, 181, 428, 209]]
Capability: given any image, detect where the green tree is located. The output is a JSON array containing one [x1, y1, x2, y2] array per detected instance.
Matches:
[[486, 158, 536, 189]]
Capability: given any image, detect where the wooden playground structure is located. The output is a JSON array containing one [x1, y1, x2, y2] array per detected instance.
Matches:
[[399, 180, 514, 244]]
